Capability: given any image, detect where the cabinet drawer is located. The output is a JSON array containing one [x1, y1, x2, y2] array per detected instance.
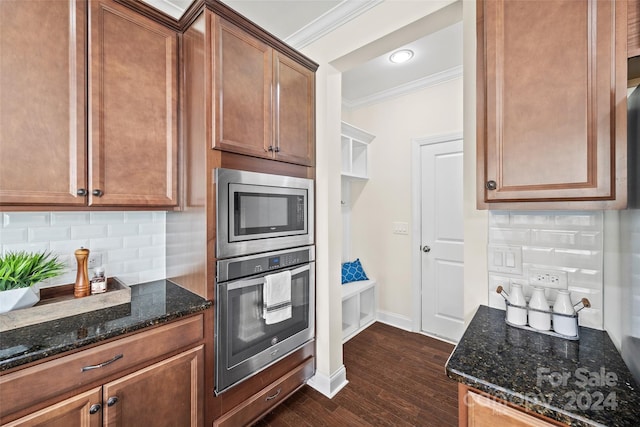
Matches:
[[214, 357, 314, 427], [0, 314, 203, 418]]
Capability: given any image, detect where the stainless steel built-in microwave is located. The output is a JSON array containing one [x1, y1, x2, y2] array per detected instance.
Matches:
[[215, 168, 314, 259]]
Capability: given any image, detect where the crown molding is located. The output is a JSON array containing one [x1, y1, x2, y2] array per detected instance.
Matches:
[[342, 65, 463, 110], [285, 0, 383, 50]]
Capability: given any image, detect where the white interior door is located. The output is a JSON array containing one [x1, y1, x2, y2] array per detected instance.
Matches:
[[420, 138, 464, 342]]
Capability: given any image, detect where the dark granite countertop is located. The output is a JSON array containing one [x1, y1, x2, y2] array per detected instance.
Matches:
[[0, 280, 211, 372], [446, 305, 640, 427]]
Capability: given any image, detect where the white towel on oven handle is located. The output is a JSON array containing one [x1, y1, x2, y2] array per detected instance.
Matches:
[[263, 270, 292, 325]]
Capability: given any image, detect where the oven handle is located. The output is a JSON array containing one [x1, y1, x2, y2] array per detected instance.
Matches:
[[225, 263, 311, 291]]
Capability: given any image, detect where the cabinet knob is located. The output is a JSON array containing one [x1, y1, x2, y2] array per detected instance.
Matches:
[[486, 180, 497, 190], [77, 188, 88, 196], [107, 396, 119, 407], [92, 189, 104, 197], [274, 146, 280, 153], [267, 146, 274, 152], [89, 403, 102, 415]]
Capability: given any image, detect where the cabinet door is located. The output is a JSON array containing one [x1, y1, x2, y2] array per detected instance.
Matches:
[[273, 53, 315, 166], [478, 0, 627, 208], [89, 0, 178, 207], [2, 387, 102, 427], [102, 346, 203, 427], [630, 0, 640, 58], [462, 387, 560, 427], [0, 0, 87, 206], [213, 16, 272, 159]]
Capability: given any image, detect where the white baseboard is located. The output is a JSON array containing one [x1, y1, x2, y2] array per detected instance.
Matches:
[[376, 310, 413, 332], [307, 365, 348, 399]]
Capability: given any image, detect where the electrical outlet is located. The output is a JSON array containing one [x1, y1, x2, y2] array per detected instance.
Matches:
[[529, 268, 568, 289], [88, 252, 103, 269]]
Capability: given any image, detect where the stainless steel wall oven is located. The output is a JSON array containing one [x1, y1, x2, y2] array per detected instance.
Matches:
[[215, 246, 315, 394]]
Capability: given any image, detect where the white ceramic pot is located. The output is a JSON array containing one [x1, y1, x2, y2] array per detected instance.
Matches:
[[553, 290, 578, 337], [0, 286, 40, 314], [528, 287, 551, 331], [507, 284, 527, 326]]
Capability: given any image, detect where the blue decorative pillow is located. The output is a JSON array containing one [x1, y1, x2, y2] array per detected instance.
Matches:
[[341, 259, 369, 284]]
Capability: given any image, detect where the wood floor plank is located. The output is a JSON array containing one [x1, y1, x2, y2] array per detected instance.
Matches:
[[256, 322, 458, 426]]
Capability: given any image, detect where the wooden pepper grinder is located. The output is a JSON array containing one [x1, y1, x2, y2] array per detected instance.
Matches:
[[74, 248, 90, 298]]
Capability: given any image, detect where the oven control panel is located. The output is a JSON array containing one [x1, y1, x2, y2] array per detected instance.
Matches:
[[220, 247, 313, 282]]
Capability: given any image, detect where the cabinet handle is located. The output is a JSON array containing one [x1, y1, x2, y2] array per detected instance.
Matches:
[[268, 145, 274, 152], [89, 403, 102, 415], [77, 188, 88, 196], [274, 146, 280, 153], [486, 180, 497, 190], [107, 396, 119, 407], [265, 388, 281, 401], [92, 189, 104, 197], [81, 354, 123, 372]]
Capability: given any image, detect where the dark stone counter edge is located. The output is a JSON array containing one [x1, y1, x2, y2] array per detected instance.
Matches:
[[0, 300, 212, 372], [447, 364, 605, 427]]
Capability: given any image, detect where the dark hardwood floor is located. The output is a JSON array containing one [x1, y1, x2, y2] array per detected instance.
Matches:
[[256, 322, 458, 426]]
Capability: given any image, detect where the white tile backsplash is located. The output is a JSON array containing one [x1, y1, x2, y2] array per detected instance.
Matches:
[[0, 211, 165, 287], [488, 211, 604, 329], [3, 212, 50, 228], [50, 212, 91, 226]]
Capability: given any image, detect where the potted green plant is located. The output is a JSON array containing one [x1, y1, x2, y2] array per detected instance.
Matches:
[[0, 251, 66, 313]]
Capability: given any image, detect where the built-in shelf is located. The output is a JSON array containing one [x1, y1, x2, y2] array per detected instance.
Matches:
[[341, 122, 375, 180], [341, 279, 377, 342]]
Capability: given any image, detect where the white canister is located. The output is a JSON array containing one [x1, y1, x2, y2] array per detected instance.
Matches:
[[553, 290, 578, 337], [528, 287, 551, 331], [507, 283, 527, 326]]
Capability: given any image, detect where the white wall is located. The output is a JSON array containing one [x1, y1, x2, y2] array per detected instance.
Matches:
[[620, 210, 640, 382], [0, 211, 166, 286], [343, 77, 463, 320]]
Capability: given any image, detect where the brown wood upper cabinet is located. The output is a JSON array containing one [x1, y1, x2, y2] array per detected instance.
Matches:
[[212, 16, 315, 167], [0, 0, 178, 208], [629, 0, 640, 57], [0, 0, 87, 206], [88, 0, 178, 207], [477, 0, 628, 209]]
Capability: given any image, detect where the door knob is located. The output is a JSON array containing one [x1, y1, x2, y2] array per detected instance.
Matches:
[[422, 245, 431, 253]]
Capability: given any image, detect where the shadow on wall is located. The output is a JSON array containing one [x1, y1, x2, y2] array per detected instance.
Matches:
[[621, 81, 640, 384]]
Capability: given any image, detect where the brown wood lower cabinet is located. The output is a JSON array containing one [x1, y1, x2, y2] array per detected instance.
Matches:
[[459, 384, 562, 427], [102, 347, 203, 426], [2, 388, 103, 427], [0, 315, 205, 426], [213, 357, 314, 427]]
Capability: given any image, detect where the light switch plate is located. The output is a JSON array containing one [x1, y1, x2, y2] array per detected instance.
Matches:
[[488, 244, 523, 274], [392, 222, 409, 235]]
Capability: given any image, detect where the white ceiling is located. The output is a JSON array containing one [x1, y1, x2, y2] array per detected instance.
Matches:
[[140, 0, 463, 108]]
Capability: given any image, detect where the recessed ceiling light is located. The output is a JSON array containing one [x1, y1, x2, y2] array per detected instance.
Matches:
[[389, 49, 414, 64]]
